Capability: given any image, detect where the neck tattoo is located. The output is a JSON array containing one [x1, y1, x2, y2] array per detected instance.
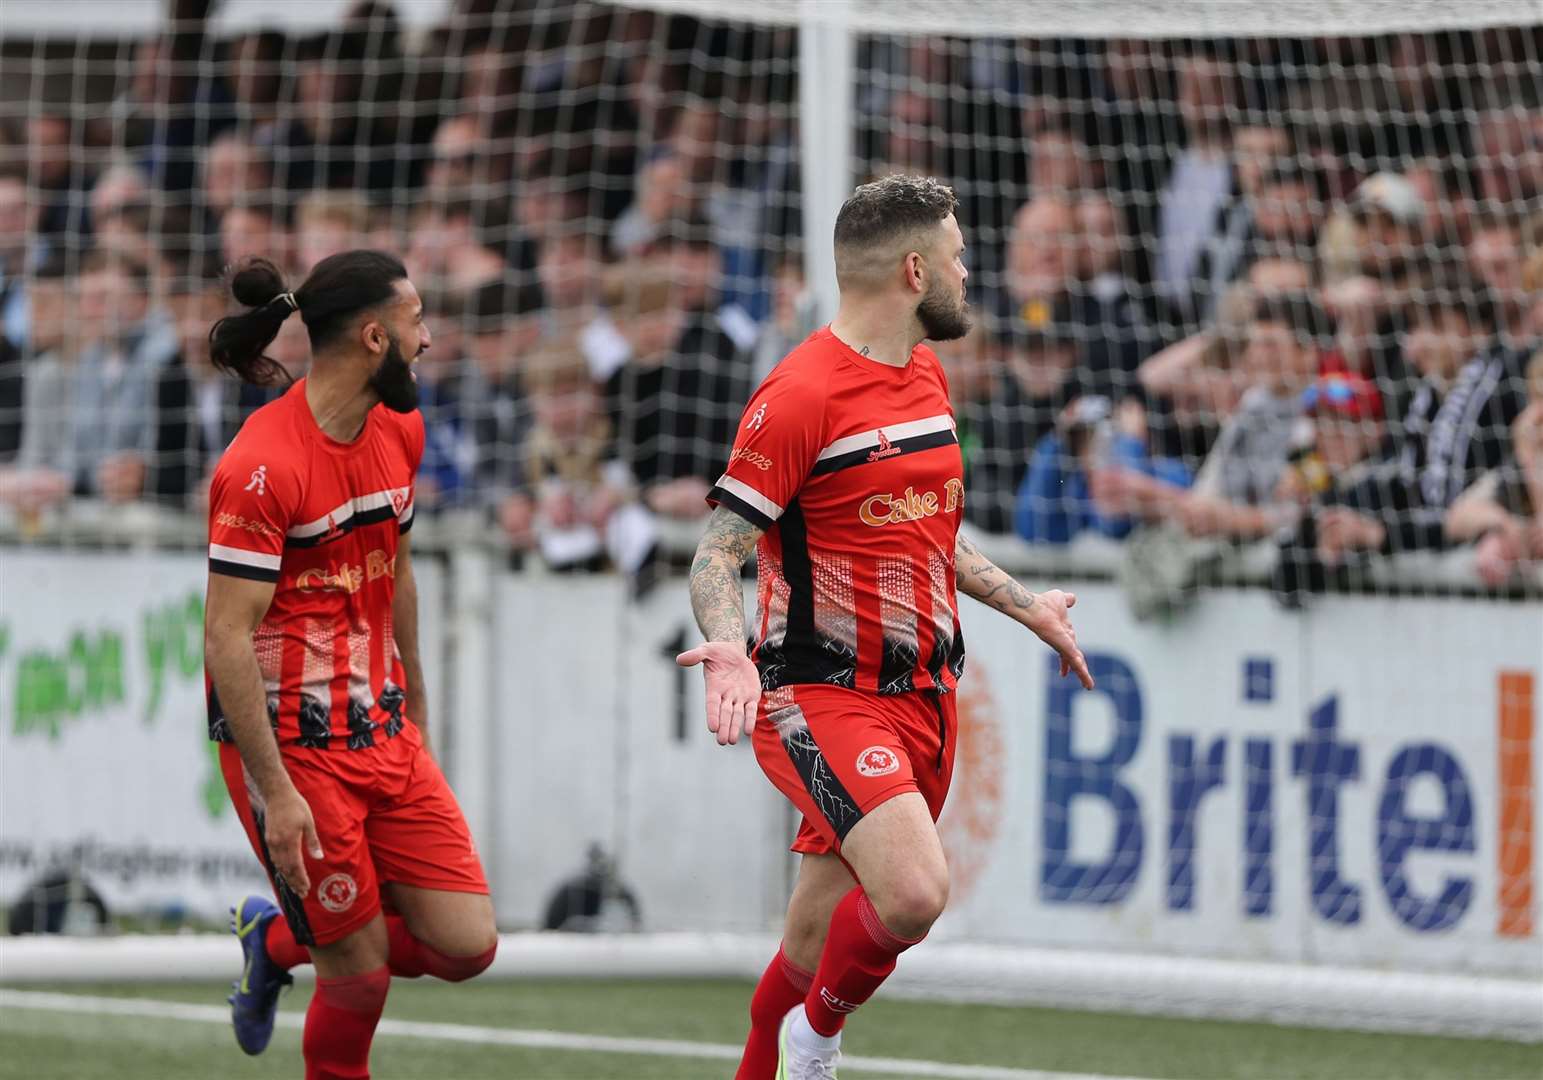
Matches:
[[859, 346, 870, 356]]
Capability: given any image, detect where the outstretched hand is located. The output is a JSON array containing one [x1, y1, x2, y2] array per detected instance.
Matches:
[[1025, 589, 1095, 690], [676, 641, 761, 745]]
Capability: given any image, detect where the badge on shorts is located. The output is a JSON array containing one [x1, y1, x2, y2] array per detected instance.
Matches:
[[855, 746, 900, 777], [318, 873, 359, 913]]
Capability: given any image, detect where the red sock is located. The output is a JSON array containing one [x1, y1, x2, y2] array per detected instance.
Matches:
[[736, 945, 814, 1080], [803, 888, 923, 1037], [303, 966, 389, 1080], [264, 916, 310, 971], [384, 915, 497, 982]]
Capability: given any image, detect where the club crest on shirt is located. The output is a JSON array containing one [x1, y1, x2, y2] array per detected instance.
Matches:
[[856, 745, 900, 777], [318, 873, 359, 913]]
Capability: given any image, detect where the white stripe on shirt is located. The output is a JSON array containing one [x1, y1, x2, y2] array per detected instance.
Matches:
[[715, 474, 784, 521], [208, 543, 282, 571], [287, 487, 411, 539]]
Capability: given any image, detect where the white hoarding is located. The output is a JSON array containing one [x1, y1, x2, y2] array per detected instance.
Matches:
[[0, 549, 444, 924], [487, 577, 1540, 977]]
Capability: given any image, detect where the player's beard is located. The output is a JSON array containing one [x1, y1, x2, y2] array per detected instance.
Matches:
[[917, 277, 971, 342], [369, 333, 420, 413]]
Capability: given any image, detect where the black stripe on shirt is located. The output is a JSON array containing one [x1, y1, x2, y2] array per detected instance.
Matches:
[[285, 503, 400, 549], [209, 558, 280, 583], [810, 428, 958, 477], [707, 485, 776, 531]]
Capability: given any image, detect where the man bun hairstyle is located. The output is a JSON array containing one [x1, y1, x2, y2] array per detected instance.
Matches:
[[833, 174, 958, 289], [210, 250, 408, 387]]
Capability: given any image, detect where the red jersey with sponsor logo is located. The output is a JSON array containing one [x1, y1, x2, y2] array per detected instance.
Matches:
[[204, 380, 422, 750], [708, 327, 965, 695]]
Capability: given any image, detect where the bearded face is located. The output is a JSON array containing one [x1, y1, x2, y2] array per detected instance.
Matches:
[[369, 332, 419, 413], [916, 271, 971, 342]]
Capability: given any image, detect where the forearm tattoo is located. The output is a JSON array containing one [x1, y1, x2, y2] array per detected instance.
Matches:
[[689, 507, 762, 644], [954, 534, 1038, 619]]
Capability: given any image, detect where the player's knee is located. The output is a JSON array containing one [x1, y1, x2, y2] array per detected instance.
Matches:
[[875, 869, 949, 940], [431, 934, 497, 982], [782, 909, 828, 968]]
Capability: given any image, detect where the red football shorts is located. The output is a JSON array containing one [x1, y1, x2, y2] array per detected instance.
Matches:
[[753, 683, 957, 856], [221, 720, 487, 947]]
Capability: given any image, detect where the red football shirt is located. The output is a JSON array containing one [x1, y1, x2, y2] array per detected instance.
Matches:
[[708, 327, 965, 695], [205, 381, 423, 750]]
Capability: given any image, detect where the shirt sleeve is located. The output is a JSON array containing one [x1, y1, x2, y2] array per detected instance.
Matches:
[[705, 365, 826, 530], [206, 443, 301, 583], [397, 410, 426, 534]]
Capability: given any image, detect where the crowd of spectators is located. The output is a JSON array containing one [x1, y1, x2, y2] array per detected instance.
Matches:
[[0, 2, 1538, 600]]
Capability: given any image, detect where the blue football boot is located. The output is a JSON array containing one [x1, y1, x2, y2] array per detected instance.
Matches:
[[227, 895, 293, 1055]]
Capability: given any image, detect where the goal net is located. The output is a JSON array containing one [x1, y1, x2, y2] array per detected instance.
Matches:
[[0, 0, 1538, 1041]]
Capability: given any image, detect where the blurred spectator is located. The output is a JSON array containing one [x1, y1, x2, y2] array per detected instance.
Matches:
[[27, 113, 92, 248], [611, 95, 721, 252], [1003, 194, 1147, 401], [1271, 373, 1389, 603], [411, 288, 474, 512], [606, 223, 752, 518], [294, 191, 372, 275], [1194, 156, 1325, 318], [89, 161, 152, 229], [1343, 172, 1426, 284], [0, 255, 74, 507], [460, 278, 543, 539], [957, 321, 1087, 533], [932, 322, 1015, 533], [1151, 49, 1237, 329], [426, 114, 490, 197], [751, 249, 817, 384], [1472, 106, 1543, 207], [223, 29, 287, 137], [110, 28, 233, 195], [6, 253, 176, 506], [1026, 116, 1098, 198], [1465, 211, 1528, 341], [1015, 395, 1193, 544], [266, 11, 427, 195], [200, 132, 274, 221], [1164, 291, 1329, 540], [610, 155, 694, 257], [1524, 240, 1543, 344], [1139, 282, 1257, 463], [1444, 350, 1543, 586], [869, 89, 944, 180], [0, 163, 36, 350], [1311, 279, 1528, 563], [148, 260, 245, 506], [520, 355, 658, 580], [221, 199, 290, 272]]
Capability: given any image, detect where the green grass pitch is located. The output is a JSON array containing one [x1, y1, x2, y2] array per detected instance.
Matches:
[[1, 978, 1538, 1079]]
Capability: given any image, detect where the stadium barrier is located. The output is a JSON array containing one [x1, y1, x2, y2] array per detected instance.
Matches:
[[1, 542, 1537, 1039]]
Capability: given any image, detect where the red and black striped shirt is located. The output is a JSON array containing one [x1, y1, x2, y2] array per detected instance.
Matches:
[[205, 380, 421, 749]]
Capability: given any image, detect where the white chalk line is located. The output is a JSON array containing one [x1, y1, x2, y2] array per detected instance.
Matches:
[[0, 989, 1145, 1080]]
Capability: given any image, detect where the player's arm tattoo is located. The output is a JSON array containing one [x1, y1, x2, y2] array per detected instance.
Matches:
[[689, 506, 763, 645], [954, 533, 1039, 623]]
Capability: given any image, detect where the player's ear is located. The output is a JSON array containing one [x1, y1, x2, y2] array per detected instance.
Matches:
[[360, 318, 387, 356], [905, 250, 925, 293]]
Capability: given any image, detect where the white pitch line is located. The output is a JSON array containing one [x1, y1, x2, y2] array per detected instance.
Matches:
[[0, 989, 1144, 1080]]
